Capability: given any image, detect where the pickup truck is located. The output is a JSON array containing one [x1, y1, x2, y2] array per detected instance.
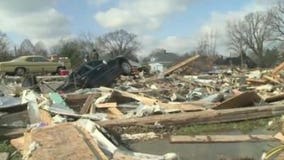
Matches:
[[0, 55, 69, 76]]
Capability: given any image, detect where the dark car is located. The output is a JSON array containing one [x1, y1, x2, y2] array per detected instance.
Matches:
[[56, 56, 132, 93]]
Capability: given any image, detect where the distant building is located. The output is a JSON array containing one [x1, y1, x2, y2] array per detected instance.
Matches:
[[148, 62, 164, 73]]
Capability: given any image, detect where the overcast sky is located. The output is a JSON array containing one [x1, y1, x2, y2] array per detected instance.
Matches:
[[0, 0, 274, 56]]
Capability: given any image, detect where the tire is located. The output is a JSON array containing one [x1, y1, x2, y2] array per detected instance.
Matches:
[[15, 67, 26, 76], [120, 61, 132, 75]]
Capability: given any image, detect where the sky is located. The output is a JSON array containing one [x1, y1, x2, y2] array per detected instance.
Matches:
[[0, 0, 275, 56]]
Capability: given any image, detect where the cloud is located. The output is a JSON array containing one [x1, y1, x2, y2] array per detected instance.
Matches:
[[0, 0, 70, 47], [137, 35, 195, 57], [95, 0, 192, 32]]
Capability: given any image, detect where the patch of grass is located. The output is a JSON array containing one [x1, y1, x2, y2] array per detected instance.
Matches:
[[0, 140, 22, 160], [176, 117, 281, 135]]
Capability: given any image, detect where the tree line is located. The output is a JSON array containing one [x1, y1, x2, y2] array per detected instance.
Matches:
[[0, 29, 140, 67], [226, 1, 284, 67]]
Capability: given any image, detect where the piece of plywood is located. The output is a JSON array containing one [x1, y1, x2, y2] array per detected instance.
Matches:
[[23, 123, 102, 160], [170, 135, 275, 143], [10, 136, 25, 152], [212, 91, 262, 110], [39, 109, 53, 125]]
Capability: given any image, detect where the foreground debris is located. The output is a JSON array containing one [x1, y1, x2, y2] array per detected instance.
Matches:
[[4, 56, 284, 159]]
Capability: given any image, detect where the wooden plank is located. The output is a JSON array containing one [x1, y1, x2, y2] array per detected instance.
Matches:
[[170, 135, 275, 143], [157, 102, 205, 112], [246, 78, 267, 85], [108, 108, 123, 116], [96, 102, 117, 108], [263, 75, 281, 84], [212, 91, 262, 110], [98, 104, 284, 127], [80, 94, 97, 114], [23, 123, 102, 160], [265, 93, 284, 103], [163, 55, 200, 76], [272, 61, 284, 75]]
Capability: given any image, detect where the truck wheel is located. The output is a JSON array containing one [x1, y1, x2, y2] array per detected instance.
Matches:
[[120, 61, 131, 75], [15, 67, 26, 76]]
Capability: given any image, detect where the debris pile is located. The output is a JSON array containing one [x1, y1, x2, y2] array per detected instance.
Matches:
[[2, 55, 284, 159]]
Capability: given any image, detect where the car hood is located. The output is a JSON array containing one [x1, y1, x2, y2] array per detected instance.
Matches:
[[0, 61, 11, 65]]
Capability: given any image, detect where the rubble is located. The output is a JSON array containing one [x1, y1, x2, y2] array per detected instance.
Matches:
[[3, 56, 284, 159]]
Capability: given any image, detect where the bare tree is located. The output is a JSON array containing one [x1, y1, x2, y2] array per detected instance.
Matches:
[[18, 39, 35, 56], [34, 41, 48, 57], [196, 30, 217, 56], [0, 31, 11, 61], [227, 21, 248, 67], [95, 29, 140, 61], [269, 1, 284, 41], [227, 12, 273, 66]]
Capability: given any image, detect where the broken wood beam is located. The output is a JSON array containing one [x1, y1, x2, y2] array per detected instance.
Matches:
[[265, 93, 284, 103], [98, 104, 284, 127], [163, 55, 200, 76], [272, 61, 284, 75], [170, 135, 275, 143], [80, 94, 97, 114], [263, 75, 281, 84]]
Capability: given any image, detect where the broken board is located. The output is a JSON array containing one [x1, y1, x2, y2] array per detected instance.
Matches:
[[212, 91, 262, 109]]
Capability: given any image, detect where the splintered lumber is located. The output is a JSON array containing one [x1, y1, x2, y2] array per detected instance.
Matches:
[[23, 123, 106, 160], [98, 104, 284, 127], [212, 91, 262, 109], [265, 93, 284, 103], [163, 54, 200, 76], [80, 94, 97, 114], [96, 102, 117, 108], [272, 61, 284, 75], [263, 75, 281, 84], [170, 135, 275, 143]]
